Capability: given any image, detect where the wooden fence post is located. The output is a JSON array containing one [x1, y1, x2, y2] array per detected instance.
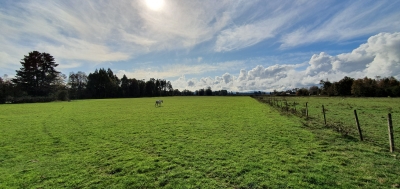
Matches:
[[354, 110, 363, 141], [306, 102, 308, 118], [388, 113, 395, 152], [322, 105, 326, 126]]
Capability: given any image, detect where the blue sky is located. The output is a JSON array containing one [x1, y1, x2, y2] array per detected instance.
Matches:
[[1, 0, 400, 92]]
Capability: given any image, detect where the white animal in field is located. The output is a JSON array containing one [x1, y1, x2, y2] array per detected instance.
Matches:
[[155, 100, 163, 107]]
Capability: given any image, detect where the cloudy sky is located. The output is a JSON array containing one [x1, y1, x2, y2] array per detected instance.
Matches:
[[1, 0, 400, 92]]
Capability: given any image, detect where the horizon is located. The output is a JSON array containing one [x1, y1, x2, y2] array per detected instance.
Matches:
[[1, 0, 400, 92]]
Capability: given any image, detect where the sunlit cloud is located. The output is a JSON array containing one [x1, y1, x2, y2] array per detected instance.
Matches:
[[280, 1, 400, 48], [116, 60, 245, 80], [173, 32, 400, 91], [0, 0, 399, 92], [145, 0, 165, 11]]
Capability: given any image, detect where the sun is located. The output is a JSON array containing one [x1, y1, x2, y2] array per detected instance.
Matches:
[[145, 0, 165, 11]]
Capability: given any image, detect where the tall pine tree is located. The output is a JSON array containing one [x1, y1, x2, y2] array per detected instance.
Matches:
[[13, 51, 60, 96]]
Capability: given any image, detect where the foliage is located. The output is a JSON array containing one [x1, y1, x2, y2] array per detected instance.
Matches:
[[0, 77, 4, 103], [12, 51, 60, 97], [317, 76, 400, 97], [86, 68, 120, 98], [68, 71, 88, 99], [308, 86, 319, 95], [296, 88, 309, 96], [8, 95, 56, 103]]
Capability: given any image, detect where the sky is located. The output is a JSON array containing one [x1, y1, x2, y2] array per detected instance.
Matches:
[[1, 0, 400, 92]]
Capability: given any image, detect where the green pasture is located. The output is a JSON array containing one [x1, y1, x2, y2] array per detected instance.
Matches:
[[259, 96, 400, 149], [0, 97, 399, 188]]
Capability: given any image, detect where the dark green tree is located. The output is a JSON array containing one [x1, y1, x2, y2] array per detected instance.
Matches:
[[86, 68, 118, 98], [0, 77, 4, 103], [106, 68, 120, 98], [351, 77, 377, 97], [320, 79, 334, 96], [198, 89, 205, 96], [335, 76, 354, 96], [120, 74, 130, 97], [308, 86, 319, 95], [130, 78, 140, 97], [296, 88, 309, 96], [145, 78, 156, 97], [173, 89, 181, 96], [138, 79, 146, 97], [205, 87, 212, 96], [167, 81, 173, 96], [12, 51, 60, 96], [68, 71, 88, 99]]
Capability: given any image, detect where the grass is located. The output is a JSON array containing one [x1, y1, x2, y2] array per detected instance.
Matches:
[[258, 96, 400, 149], [0, 96, 399, 188]]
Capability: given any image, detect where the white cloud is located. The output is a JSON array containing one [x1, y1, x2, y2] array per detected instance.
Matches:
[[116, 60, 245, 80], [1, 1, 399, 86], [173, 32, 400, 92], [36, 39, 130, 62], [280, 1, 400, 48], [214, 1, 316, 52]]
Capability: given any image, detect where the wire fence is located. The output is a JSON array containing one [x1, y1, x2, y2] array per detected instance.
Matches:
[[253, 96, 399, 152]]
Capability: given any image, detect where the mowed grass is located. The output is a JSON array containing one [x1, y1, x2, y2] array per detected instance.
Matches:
[[0, 97, 399, 188]]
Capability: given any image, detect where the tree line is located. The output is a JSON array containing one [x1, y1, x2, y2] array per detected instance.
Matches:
[[276, 76, 400, 97], [68, 68, 175, 99], [0, 51, 177, 103], [1, 51, 400, 103], [0, 51, 230, 104]]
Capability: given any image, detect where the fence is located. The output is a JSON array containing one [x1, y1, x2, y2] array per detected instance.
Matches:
[[253, 96, 398, 152]]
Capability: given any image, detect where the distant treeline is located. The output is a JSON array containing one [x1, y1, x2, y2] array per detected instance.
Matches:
[[1, 51, 400, 104], [273, 76, 400, 97], [0, 51, 232, 104]]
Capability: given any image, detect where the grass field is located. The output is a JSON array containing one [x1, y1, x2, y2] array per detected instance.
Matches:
[[1, 97, 399, 188], [257, 96, 400, 150]]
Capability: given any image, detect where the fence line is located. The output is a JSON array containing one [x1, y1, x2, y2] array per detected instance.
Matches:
[[253, 96, 396, 152]]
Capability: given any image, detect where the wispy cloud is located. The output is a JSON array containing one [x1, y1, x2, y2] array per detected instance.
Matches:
[[116, 60, 245, 80], [280, 1, 400, 48], [1, 0, 399, 89], [214, 1, 319, 52]]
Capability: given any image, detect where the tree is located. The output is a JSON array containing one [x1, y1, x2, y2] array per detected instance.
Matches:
[[198, 89, 205, 96], [308, 86, 319, 95], [173, 89, 181, 96], [320, 79, 334, 96], [106, 68, 120, 98], [351, 77, 377, 97], [130, 78, 140, 97], [86, 68, 119, 98], [205, 87, 213, 96], [12, 51, 60, 96], [182, 89, 193, 96], [167, 81, 173, 96], [138, 79, 146, 97], [335, 76, 354, 96], [68, 71, 88, 99], [296, 88, 309, 96], [0, 77, 4, 103], [120, 74, 130, 97], [145, 79, 156, 97]]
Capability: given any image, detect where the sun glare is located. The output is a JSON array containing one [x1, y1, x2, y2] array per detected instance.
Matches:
[[145, 0, 165, 11]]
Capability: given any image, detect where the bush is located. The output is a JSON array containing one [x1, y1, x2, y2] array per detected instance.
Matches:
[[56, 90, 69, 101], [11, 96, 56, 104]]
